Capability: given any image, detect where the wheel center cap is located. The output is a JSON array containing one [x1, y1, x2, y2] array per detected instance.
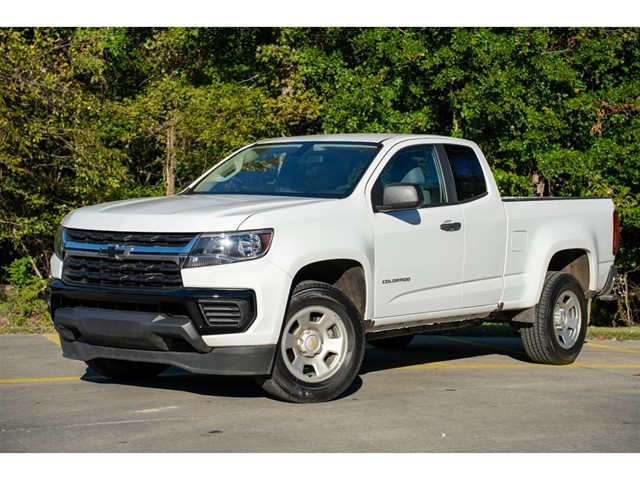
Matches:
[[298, 330, 323, 357], [554, 308, 568, 329]]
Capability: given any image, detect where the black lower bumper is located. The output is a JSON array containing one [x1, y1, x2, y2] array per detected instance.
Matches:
[[48, 279, 257, 335], [48, 279, 275, 375], [59, 336, 276, 375], [54, 307, 213, 353]]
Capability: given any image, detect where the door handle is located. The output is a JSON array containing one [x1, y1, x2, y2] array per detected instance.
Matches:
[[440, 221, 462, 232]]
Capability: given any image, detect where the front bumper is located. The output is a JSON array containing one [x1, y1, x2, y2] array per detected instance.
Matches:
[[48, 279, 276, 375], [48, 279, 257, 336], [58, 336, 276, 375]]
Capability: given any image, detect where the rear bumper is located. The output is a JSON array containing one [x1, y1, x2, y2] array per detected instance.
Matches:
[[596, 266, 618, 301]]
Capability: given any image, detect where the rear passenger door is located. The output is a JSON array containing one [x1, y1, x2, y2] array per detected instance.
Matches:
[[441, 143, 507, 310]]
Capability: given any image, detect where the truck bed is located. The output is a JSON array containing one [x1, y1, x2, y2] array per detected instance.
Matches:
[[501, 196, 616, 309]]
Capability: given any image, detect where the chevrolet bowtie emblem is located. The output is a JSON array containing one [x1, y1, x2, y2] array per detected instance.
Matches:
[[99, 245, 134, 260]]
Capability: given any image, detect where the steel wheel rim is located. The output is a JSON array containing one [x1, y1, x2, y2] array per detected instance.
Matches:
[[553, 289, 582, 349], [281, 305, 348, 383]]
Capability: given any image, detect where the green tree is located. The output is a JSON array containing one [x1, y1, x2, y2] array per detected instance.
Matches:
[[0, 27, 637, 324], [0, 28, 133, 277]]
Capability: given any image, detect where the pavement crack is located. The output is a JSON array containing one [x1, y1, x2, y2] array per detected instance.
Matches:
[[577, 366, 638, 378], [2, 416, 194, 433]]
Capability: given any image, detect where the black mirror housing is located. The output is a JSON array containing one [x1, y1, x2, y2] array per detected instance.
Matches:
[[379, 183, 424, 211]]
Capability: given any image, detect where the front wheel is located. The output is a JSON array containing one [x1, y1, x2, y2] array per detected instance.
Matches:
[[520, 272, 587, 365], [256, 281, 365, 403]]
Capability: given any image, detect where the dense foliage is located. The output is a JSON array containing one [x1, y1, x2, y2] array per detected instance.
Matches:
[[1, 27, 638, 325]]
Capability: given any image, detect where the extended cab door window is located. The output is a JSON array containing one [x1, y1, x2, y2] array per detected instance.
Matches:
[[373, 145, 447, 207]]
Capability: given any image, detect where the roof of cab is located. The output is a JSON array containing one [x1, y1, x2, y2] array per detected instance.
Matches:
[[255, 133, 462, 145]]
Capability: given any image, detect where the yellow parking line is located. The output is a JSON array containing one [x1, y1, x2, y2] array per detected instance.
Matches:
[[2, 362, 638, 384], [398, 363, 640, 371], [398, 363, 546, 371], [44, 334, 60, 346], [584, 343, 640, 355], [435, 337, 640, 356], [577, 364, 640, 368], [0, 372, 195, 385], [0, 376, 81, 384]]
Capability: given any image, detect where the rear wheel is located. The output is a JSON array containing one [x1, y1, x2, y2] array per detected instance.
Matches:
[[368, 334, 415, 349], [256, 281, 365, 403], [520, 272, 587, 365], [86, 358, 169, 380]]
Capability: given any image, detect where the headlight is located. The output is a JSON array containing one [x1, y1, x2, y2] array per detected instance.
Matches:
[[54, 226, 64, 259], [184, 229, 273, 268]]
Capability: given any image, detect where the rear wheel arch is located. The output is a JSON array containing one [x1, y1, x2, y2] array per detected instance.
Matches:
[[547, 249, 592, 294]]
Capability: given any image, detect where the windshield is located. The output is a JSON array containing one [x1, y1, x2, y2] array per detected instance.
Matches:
[[188, 141, 381, 198]]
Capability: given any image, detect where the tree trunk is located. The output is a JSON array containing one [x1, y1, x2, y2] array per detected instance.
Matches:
[[451, 107, 460, 136], [14, 231, 43, 280], [165, 123, 177, 195]]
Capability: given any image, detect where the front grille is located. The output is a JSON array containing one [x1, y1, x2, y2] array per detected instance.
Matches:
[[66, 229, 194, 247], [63, 256, 183, 288], [61, 228, 196, 289]]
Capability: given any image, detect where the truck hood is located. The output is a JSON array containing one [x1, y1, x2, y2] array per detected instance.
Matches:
[[63, 194, 327, 232]]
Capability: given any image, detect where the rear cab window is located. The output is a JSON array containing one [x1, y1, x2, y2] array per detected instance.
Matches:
[[444, 144, 488, 202]]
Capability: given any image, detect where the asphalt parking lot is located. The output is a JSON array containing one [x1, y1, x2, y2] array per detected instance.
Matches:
[[1, 333, 638, 453]]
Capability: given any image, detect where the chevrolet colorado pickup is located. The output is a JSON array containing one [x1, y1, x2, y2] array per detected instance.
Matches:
[[48, 134, 618, 402]]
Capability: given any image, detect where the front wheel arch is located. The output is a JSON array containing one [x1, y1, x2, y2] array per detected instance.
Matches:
[[291, 260, 367, 320]]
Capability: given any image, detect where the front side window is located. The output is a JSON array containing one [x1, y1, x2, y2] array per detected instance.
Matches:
[[189, 142, 381, 199], [444, 144, 487, 202], [373, 145, 446, 206]]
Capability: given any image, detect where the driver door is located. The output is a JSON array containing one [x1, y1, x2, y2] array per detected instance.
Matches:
[[371, 143, 464, 321]]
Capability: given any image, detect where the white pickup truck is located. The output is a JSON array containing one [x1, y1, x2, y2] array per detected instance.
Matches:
[[48, 134, 618, 402]]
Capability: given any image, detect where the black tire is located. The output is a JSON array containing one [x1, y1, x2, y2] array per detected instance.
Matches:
[[520, 271, 587, 365], [256, 281, 365, 403], [86, 358, 169, 380], [368, 334, 415, 349]]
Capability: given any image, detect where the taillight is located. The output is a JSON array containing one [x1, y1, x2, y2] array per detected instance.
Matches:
[[612, 210, 620, 256]]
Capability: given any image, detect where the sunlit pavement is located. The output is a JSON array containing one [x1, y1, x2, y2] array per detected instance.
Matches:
[[1, 333, 638, 453]]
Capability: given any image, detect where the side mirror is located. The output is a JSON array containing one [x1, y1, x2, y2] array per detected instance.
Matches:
[[378, 183, 424, 211]]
